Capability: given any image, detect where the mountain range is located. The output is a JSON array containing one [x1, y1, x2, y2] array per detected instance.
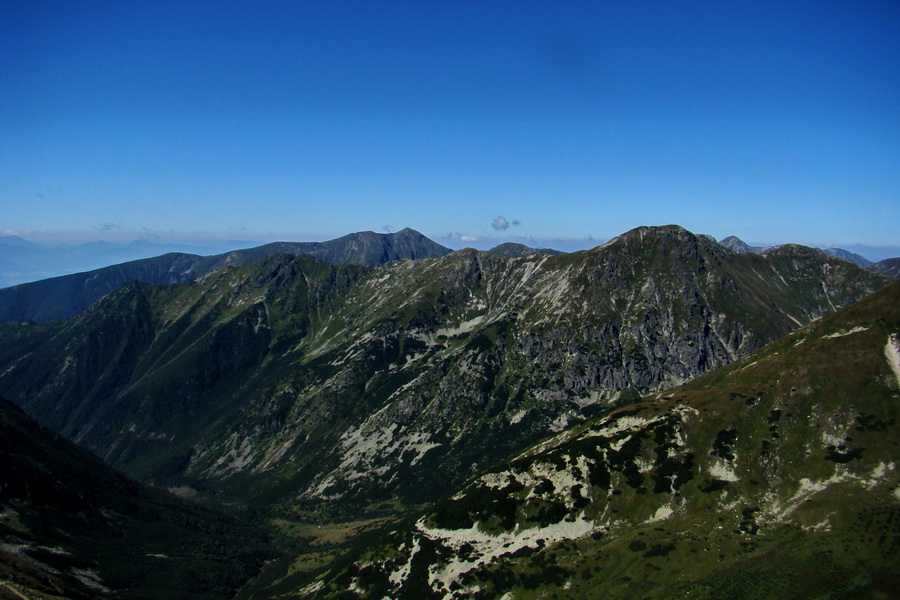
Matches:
[[0, 228, 451, 323], [2, 230, 896, 326], [0, 225, 890, 505], [716, 235, 900, 265], [0, 224, 896, 599]]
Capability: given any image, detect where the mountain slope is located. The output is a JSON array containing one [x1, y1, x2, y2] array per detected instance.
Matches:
[[0, 237, 253, 289], [0, 252, 204, 324], [0, 227, 891, 516], [294, 280, 900, 599], [0, 397, 270, 600], [869, 257, 900, 279], [0, 228, 450, 323], [823, 247, 873, 267]]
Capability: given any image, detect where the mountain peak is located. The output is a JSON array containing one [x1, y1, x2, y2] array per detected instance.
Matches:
[[393, 227, 421, 236], [719, 235, 753, 253], [598, 225, 718, 254], [628, 224, 688, 236], [719, 236, 774, 254], [608, 224, 691, 242]]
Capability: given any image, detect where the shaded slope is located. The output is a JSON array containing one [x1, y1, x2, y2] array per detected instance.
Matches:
[[0, 398, 270, 600], [297, 281, 900, 599], [0, 255, 371, 485], [0, 228, 449, 323]]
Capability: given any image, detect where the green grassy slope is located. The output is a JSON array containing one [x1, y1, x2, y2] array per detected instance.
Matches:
[[294, 281, 900, 599]]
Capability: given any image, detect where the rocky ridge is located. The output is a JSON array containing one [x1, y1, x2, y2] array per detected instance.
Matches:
[[719, 235, 892, 272], [485, 243, 563, 258]]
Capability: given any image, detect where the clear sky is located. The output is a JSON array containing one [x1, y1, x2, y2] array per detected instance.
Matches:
[[2, 0, 898, 251]]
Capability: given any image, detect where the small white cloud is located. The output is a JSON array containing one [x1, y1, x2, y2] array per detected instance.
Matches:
[[461, 235, 477, 242], [383, 225, 397, 233]]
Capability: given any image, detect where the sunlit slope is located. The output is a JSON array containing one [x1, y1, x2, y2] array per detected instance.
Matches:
[[300, 281, 900, 599]]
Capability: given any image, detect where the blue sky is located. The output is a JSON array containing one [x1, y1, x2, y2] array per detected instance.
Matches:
[[1, 0, 898, 251]]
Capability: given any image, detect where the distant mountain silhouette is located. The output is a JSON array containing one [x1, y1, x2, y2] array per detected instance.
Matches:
[[486, 242, 563, 257]]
